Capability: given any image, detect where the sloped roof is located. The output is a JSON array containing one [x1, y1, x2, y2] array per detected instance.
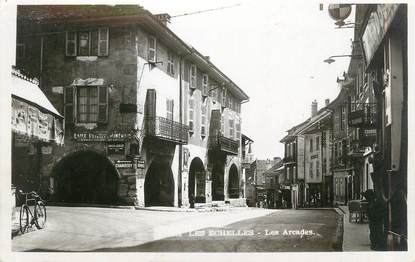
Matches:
[[264, 160, 284, 175]]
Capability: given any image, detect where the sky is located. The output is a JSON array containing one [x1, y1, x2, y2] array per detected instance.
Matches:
[[137, 0, 356, 160]]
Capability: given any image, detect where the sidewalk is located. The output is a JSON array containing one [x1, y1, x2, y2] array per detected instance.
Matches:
[[338, 205, 372, 251]]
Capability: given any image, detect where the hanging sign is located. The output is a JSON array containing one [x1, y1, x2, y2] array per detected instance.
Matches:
[[328, 4, 352, 21]]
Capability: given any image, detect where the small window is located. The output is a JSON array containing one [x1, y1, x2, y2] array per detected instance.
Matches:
[[148, 36, 157, 62], [167, 51, 174, 76], [201, 101, 206, 137], [229, 119, 235, 139], [190, 64, 197, 89], [166, 99, 174, 120], [202, 74, 208, 97], [188, 96, 194, 132]]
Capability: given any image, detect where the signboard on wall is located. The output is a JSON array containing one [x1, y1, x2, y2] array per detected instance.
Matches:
[[74, 130, 133, 142], [115, 160, 133, 169], [107, 142, 125, 155]]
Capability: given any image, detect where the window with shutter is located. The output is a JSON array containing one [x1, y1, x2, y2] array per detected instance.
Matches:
[[98, 28, 109, 56], [145, 89, 156, 118], [236, 121, 241, 140], [148, 36, 157, 62], [202, 74, 208, 97], [221, 87, 227, 106], [190, 64, 197, 89], [98, 86, 108, 123], [66, 32, 77, 56], [64, 86, 75, 124], [66, 28, 108, 57], [188, 96, 194, 132], [166, 99, 174, 120], [229, 119, 234, 139], [167, 51, 174, 76], [201, 101, 206, 137], [75, 86, 106, 123]]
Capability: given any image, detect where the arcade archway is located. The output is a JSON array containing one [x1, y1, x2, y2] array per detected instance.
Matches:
[[188, 157, 206, 203], [228, 164, 239, 198], [52, 150, 119, 204], [144, 158, 174, 207]]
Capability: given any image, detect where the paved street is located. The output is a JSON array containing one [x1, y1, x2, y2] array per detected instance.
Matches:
[[12, 206, 341, 252]]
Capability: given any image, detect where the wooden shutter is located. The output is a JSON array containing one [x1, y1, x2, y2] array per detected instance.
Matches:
[[66, 32, 77, 56], [64, 86, 75, 124], [98, 86, 108, 123], [98, 28, 109, 56]]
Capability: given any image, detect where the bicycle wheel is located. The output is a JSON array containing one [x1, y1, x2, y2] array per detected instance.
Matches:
[[34, 202, 47, 229], [19, 204, 29, 234]]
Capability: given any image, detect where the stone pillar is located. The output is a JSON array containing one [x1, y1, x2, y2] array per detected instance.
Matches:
[[136, 168, 145, 207], [182, 171, 189, 207]]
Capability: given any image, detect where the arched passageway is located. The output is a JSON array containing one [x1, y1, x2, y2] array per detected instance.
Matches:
[[212, 163, 224, 201], [188, 157, 206, 203], [52, 150, 119, 204], [228, 164, 239, 198], [144, 158, 174, 206]]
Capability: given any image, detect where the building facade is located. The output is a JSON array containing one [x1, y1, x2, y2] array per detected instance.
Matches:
[[16, 5, 249, 208]]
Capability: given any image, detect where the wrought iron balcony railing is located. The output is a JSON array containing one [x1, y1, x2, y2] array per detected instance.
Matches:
[[208, 131, 239, 155], [348, 103, 377, 128], [144, 116, 188, 144]]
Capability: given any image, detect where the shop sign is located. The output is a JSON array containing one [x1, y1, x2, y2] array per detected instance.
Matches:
[[74, 130, 133, 142], [361, 4, 399, 65], [115, 160, 133, 169], [41, 146, 52, 155], [107, 142, 125, 155]]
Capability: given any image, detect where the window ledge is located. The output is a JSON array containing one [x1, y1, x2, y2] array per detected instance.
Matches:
[[75, 122, 98, 130], [76, 56, 98, 62]]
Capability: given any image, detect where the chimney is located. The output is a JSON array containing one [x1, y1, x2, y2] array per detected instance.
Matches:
[[325, 99, 330, 107], [311, 100, 318, 117], [154, 13, 171, 26]]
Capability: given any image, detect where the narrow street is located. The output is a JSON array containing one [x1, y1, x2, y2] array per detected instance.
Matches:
[[12, 206, 341, 252]]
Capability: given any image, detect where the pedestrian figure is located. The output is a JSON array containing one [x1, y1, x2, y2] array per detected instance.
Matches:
[[362, 189, 387, 250]]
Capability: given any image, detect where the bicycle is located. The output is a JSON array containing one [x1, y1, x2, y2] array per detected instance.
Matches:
[[19, 190, 47, 234]]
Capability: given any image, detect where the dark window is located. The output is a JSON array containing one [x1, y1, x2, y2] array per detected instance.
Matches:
[[65, 28, 109, 57]]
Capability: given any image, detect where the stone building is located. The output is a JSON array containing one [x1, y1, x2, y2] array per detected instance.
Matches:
[[16, 5, 248, 207]]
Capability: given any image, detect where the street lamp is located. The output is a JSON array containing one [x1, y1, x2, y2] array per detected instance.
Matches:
[[323, 54, 362, 64]]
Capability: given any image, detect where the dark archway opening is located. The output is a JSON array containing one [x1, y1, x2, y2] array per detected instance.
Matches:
[[212, 163, 224, 201], [228, 164, 239, 198], [188, 157, 205, 203], [52, 150, 119, 204], [144, 158, 174, 207]]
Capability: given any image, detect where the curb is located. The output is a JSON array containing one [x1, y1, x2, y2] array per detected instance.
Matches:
[[47, 202, 136, 209]]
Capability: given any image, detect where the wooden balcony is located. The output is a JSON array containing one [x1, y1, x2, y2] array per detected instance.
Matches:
[[144, 116, 188, 145], [208, 131, 239, 155]]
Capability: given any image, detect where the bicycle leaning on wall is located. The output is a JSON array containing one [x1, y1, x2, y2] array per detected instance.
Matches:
[[19, 190, 47, 234]]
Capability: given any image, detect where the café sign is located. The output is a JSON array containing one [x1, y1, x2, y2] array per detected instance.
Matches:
[[74, 130, 133, 142]]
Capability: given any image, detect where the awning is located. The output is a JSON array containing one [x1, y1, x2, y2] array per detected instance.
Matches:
[[11, 69, 64, 145], [11, 73, 62, 118]]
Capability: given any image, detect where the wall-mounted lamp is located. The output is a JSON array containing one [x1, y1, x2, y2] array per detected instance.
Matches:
[[323, 54, 362, 64]]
